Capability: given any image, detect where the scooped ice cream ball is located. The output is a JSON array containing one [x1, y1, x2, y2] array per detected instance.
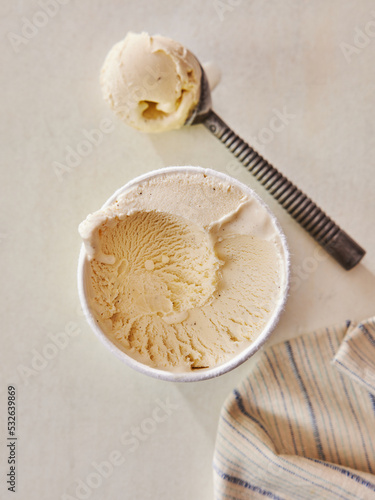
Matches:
[[100, 32, 202, 133]]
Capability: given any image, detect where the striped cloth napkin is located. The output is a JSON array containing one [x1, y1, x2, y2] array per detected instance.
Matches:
[[213, 317, 375, 499]]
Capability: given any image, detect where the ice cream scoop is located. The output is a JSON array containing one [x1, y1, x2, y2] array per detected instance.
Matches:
[[101, 32, 365, 270]]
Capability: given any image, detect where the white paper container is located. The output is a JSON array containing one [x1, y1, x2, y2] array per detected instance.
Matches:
[[77, 166, 290, 382]]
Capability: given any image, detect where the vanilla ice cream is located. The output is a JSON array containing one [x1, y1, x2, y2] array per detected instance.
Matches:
[[100, 32, 202, 133], [79, 169, 288, 372]]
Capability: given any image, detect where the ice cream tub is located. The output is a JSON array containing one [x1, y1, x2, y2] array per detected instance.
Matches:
[[77, 166, 290, 382]]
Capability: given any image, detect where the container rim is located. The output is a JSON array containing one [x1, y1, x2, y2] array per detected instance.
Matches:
[[77, 166, 290, 382]]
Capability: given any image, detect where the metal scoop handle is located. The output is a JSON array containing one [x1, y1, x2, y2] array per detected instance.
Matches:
[[202, 110, 365, 270]]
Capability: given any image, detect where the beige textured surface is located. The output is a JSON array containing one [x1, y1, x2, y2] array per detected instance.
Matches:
[[1, 1, 375, 499]]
